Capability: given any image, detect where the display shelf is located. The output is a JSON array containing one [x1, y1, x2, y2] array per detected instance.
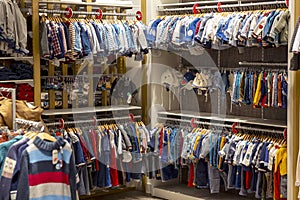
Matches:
[[0, 56, 33, 60], [157, 110, 287, 128], [36, 0, 137, 8], [0, 79, 34, 84], [42, 105, 141, 116], [152, 184, 247, 200]]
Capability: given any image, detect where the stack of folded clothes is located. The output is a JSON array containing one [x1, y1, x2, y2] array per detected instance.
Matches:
[[0, 62, 33, 81], [17, 83, 34, 102]]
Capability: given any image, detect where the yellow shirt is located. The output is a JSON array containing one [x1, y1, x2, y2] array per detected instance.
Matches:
[[253, 72, 263, 106], [274, 146, 287, 176]]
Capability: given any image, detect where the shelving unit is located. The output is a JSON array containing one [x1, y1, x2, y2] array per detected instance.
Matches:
[[0, 56, 33, 61], [0, 79, 34, 85], [42, 105, 141, 116], [157, 110, 287, 128]]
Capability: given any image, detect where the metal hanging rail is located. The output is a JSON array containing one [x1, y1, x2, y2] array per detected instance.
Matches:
[[38, 8, 143, 21], [0, 87, 16, 130], [158, 0, 287, 12], [158, 116, 285, 135], [239, 61, 288, 67], [158, 0, 237, 7], [37, 0, 136, 8], [45, 115, 141, 127]]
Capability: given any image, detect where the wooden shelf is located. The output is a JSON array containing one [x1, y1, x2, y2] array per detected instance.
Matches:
[[0, 79, 34, 84], [37, 0, 137, 8], [158, 110, 287, 128], [42, 105, 141, 116]]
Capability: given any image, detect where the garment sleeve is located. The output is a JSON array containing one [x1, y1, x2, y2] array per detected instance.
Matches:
[[0, 145, 17, 200], [13, 2, 28, 54], [40, 22, 50, 57], [5, 1, 15, 44], [69, 151, 79, 200], [16, 151, 29, 200]]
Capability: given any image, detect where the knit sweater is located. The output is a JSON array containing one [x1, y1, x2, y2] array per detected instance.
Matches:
[[16, 137, 77, 200], [0, 138, 29, 200]]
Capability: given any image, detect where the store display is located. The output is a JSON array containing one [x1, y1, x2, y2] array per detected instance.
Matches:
[[0, 0, 298, 199]]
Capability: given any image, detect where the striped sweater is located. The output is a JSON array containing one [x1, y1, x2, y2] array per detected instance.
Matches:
[[16, 137, 77, 200]]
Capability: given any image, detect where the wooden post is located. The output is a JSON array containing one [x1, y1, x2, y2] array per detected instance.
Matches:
[[48, 62, 55, 110], [33, 1, 41, 106], [62, 63, 69, 109], [288, 0, 300, 199]]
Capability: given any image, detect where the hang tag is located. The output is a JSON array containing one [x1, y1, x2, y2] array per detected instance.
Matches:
[[52, 150, 58, 165]]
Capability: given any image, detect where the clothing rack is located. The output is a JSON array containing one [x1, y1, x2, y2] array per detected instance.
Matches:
[[0, 87, 16, 130], [158, 0, 287, 12], [157, 116, 285, 135], [238, 61, 288, 67], [45, 115, 142, 127]]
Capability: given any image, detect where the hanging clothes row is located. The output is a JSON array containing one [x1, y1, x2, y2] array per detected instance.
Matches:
[[0, 120, 151, 199], [0, 0, 28, 56], [147, 9, 289, 53], [223, 70, 288, 109], [148, 124, 287, 199], [40, 18, 149, 61]]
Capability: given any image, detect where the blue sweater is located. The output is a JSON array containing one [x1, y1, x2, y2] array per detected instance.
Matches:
[[16, 137, 77, 200]]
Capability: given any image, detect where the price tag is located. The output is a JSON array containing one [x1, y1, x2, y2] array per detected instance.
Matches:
[[52, 149, 58, 165]]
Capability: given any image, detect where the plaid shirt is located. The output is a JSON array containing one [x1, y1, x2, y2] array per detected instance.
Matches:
[[50, 21, 62, 57]]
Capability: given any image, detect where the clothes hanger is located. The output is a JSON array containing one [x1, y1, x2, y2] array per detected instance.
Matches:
[[37, 132, 56, 142]]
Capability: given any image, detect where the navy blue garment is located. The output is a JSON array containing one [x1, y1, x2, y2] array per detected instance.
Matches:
[[73, 133, 86, 165], [282, 74, 288, 108], [235, 165, 242, 190], [161, 163, 178, 181], [0, 66, 20, 80], [11, 62, 33, 79], [195, 158, 209, 187], [229, 165, 237, 188], [56, 23, 66, 59], [243, 72, 251, 105]]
